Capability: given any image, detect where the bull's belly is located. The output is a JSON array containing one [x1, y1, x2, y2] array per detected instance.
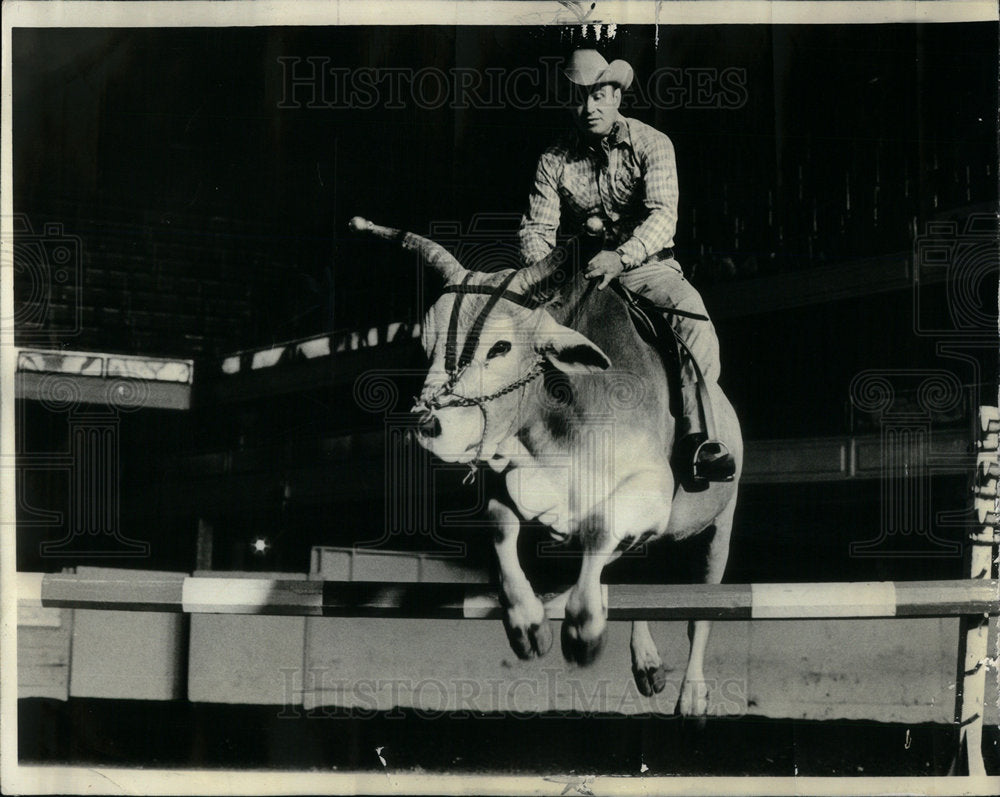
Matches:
[[502, 462, 675, 543]]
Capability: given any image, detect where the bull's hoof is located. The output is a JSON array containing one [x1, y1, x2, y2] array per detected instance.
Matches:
[[632, 664, 669, 697], [503, 617, 553, 660], [676, 678, 710, 719], [683, 714, 708, 732], [560, 620, 606, 666]]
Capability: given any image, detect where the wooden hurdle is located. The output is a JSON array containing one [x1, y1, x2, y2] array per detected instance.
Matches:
[[17, 572, 999, 620], [13, 404, 1000, 775]]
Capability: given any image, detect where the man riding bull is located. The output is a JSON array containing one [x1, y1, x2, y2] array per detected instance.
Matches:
[[518, 49, 736, 483]]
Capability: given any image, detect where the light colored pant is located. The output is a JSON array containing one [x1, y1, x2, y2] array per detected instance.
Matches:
[[617, 256, 720, 434]]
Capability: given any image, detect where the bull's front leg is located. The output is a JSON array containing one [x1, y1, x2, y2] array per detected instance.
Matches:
[[561, 525, 619, 666], [562, 471, 671, 667], [489, 498, 552, 659]]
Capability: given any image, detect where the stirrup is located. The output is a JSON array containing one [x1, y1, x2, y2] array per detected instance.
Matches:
[[692, 437, 736, 483]]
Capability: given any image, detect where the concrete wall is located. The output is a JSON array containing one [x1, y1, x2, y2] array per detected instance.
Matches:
[[301, 549, 1000, 723], [188, 571, 307, 705], [17, 605, 71, 701], [68, 567, 187, 701], [18, 563, 998, 724], [302, 615, 999, 724]]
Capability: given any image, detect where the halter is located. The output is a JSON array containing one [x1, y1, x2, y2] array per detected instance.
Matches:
[[413, 270, 547, 484]]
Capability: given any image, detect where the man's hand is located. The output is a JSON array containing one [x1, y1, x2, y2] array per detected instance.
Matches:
[[584, 249, 625, 290]]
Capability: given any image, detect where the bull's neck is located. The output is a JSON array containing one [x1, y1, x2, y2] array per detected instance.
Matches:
[[504, 266, 630, 461], [544, 271, 597, 332]]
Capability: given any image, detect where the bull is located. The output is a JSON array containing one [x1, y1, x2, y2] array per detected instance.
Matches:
[[350, 216, 742, 715]]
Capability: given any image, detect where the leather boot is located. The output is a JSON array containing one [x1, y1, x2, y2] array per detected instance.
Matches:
[[675, 387, 735, 487]]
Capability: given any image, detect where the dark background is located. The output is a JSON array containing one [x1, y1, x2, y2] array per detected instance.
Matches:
[[13, 23, 997, 576], [13, 24, 997, 581], [14, 24, 995, 353], [13, 23, 998, 572], [11, 21, 999, 776]]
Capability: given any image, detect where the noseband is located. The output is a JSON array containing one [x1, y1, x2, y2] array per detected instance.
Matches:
[[412, 269, 547, 484]]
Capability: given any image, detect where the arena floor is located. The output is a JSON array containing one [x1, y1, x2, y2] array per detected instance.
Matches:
[[18, 698, 1000, 776]]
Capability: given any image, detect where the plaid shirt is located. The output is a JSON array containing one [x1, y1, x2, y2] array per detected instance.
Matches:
[[518, 114, 679, 267]]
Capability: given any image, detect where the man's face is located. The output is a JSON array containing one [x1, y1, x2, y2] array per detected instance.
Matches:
[[571, 83, 622, 138]]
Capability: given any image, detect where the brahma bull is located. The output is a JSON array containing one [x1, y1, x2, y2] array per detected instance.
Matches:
[[350, 216, 742, 715]]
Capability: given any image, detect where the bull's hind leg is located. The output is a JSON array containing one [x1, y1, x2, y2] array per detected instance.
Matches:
[[631, 620, 668, 696], [678, 490, 737, 717], [489, 498, 552, 659]]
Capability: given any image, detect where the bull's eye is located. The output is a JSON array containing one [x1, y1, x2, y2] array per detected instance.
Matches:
[[486, 340, 512, 360]]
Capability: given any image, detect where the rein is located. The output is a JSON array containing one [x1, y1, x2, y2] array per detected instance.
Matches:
[[414, 269, 546, 484]]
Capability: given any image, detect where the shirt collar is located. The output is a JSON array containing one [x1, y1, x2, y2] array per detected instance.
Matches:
[[573, 114, 630, 153], [607, 116, 628, 146]]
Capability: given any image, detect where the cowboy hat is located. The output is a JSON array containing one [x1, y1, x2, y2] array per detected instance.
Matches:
[[563, 49, 634, 90]]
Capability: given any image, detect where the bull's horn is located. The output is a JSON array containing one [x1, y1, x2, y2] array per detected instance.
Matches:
[[348, 216, 468, 283], [515, 217, 603, 291], [513, 244, 571, 292]]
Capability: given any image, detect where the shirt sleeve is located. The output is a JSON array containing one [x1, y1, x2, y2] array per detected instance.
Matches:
[[617, 132, 678, 266], [518, 150, 561, 265]]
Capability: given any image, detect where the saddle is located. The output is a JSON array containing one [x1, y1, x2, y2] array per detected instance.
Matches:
[[609, 281, 723, 480], [571, 219, 733, 484]]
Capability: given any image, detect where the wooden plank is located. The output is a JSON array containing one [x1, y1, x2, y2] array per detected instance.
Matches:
[[608, 584, 751, 620], [41, 573, 186, 612], [160, 431, 973, 505], [746, 618, 958, 723], [14, 347, 193, 409], [896, 579, 1000, 617], [22, 573, 999, 620], [16, 348, 193, 382], [16, 372, 191, 410], [752, 582, 897, 618]]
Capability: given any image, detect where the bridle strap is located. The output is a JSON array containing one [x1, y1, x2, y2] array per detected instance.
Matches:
[[440, 282, 542, 310], [443, 356, 545, 408], [456, 270, 521, 373], [444, 271, 474, 375], [423, 263, 595, 485]]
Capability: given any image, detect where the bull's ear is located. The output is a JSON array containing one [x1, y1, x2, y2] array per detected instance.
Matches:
[[534, 313, 611, 373]]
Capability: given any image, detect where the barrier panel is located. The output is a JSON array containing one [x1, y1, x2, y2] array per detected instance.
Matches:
[[18, 573, 999, 620]]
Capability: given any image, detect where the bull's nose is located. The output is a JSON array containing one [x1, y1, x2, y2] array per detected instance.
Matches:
[[414, 412, 441, 439]]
